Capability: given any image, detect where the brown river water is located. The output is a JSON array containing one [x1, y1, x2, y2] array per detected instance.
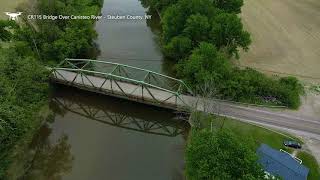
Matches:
[[23, 0, 189, 179]]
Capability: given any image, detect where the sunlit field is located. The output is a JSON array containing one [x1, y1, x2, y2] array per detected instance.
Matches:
[[240, 0, 320, 83]]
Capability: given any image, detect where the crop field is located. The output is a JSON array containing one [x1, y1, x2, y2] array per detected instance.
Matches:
[[240, 0, 320, 83]]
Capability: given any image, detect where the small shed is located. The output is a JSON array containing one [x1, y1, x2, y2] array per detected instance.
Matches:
[[257, 144, 309, 180]]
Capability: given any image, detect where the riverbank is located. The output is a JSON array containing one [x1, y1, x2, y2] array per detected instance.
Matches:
[[0, 0, 103, 178], [0, 47, 50, 178], [5, 105, 52, 180]]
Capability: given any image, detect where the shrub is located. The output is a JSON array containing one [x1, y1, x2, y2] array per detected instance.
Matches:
[[186, 129, 265, 179], [0, 49, 49, 178], [177, 42, 303, 108], [164, 36, 192, 59]]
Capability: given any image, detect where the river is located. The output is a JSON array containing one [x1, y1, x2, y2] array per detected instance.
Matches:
[[96, 0, 162, 72], [23, 0, 189, 179], [95, 0, 168, 73]]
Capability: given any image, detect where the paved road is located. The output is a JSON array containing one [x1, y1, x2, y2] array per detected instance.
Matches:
[[193, 99, 320, 137], [52, 69, 320, 163]]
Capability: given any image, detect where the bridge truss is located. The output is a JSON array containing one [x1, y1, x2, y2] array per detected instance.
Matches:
[[51, 59, 192, 108]]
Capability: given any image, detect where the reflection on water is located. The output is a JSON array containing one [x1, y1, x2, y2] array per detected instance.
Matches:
[[95, 0, 162, 71], [95, 0, 175, 75], [24, 86, 189, 180], [24, 128, 74, 180], [51, 97, 186, 137], [24, 0, 188, 178]]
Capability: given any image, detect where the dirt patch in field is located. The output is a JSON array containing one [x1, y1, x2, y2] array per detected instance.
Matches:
[[239, 0, 320, 84]]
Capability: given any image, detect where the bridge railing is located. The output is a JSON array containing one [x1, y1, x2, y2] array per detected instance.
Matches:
[[51, 59, 193, 108]]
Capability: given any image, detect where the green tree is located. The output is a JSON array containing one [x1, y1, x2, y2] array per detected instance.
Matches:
[[186, 129, 265, 179], [278, 76, 303, 109], [141, 0, 178, 12], [0, 48, 49, 179], [15, 0, 101, 63], [183, 14, 210, 44], [210, 13, 251, 59], [213, 0, 244, 14], [164, 36, 192, 59], [162, 0, 218, 43], [177, 42, 231, 88]]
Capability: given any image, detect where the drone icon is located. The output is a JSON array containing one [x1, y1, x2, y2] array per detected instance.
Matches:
[[4, 12, 22, 20]]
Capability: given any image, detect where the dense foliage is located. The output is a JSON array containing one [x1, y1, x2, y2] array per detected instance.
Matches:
[[160, 0, 249, 59], [0, 21, 18, 41], [178, 43, 303, 108], [140, 0, 178, 12], [142, 0, 303, 108], [186, 129, 265, 179], [16, 0, 103, 63], [0, 46, 49, 178], [0, 0, 102, 177]]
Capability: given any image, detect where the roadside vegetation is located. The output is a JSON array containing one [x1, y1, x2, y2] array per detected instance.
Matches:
[[198, 113, 302, 150], [188, 111, 318, 180], [186, 128, 265, 179], [141, 0, 304, 109], [297, 151, 320, 180], [0, 0, 102, 178]]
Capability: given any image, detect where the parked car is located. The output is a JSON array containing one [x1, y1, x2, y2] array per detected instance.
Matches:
[[283, 140, 302, 149]]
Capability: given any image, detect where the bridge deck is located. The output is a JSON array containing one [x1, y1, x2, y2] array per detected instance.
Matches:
[[52, 69, 190, 110], [51, 69, 320, 139]]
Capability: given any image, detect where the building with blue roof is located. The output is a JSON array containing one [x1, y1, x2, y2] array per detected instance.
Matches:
[[257, 144, 309, 180]]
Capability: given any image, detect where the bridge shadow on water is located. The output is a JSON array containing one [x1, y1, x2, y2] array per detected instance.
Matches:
[[21, 85, 189, 179], [50, 85, 190, 138]]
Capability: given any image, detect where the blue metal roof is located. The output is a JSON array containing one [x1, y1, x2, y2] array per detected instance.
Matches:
[[257, 144, 309, 180]]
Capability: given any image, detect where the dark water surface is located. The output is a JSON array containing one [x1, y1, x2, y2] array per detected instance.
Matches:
[[23, 87, 188, 180], [23, 0, 189, 179], [95, 0, 166, 73]]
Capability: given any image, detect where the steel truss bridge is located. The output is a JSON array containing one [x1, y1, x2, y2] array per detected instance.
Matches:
[[49, 59, 320, 145], [52, 96, 189, 137], [50, 59, 192, 110]]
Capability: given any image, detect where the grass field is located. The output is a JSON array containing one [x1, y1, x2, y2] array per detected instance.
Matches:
[[203, 115, 301, 151], [240, 0, 320, 83], [297, 151, 320, 180]]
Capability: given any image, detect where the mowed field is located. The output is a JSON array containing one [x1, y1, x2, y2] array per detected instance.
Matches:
[[240, 0, 320, 83]]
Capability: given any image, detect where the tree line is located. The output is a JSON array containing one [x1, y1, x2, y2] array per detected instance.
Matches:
[[0, 0, 102, 178], [0, 30, 49, 178], [16, 0, 103, 64], [141, 0, 303, 108]]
